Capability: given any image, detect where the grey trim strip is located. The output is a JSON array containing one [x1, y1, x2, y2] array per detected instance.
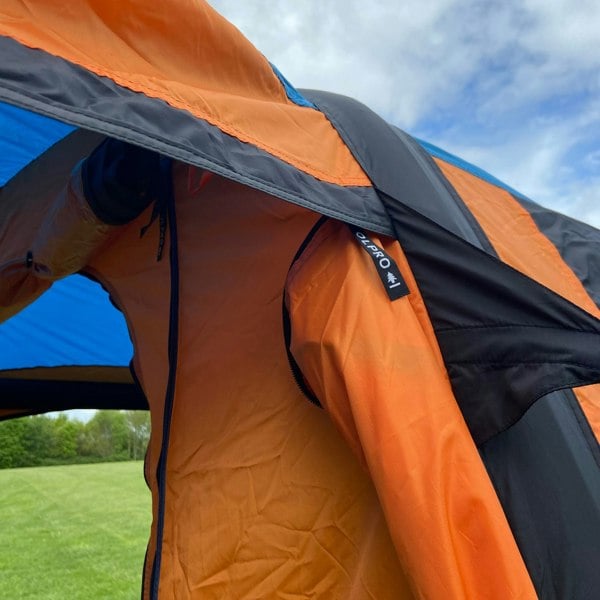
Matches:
[[516, 195, 600, 309], [301, 89, 496, 253], [480, 390, 600, 599], [391, 126, 497, 254], [0, 35, 391, 235]]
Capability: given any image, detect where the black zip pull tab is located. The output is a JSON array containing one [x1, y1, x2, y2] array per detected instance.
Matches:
[[156, 206, 167, 262], [139, 157, 173, 263], [139, 200, 161, 239], [139, 196, 168, 262]]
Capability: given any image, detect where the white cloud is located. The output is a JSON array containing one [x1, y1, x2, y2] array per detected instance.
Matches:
[[521, 0, 600, 68], [209, 1, 598, 224], [567, 179, 600, 228]]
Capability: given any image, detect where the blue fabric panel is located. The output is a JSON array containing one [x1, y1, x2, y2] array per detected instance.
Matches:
[[0, 275, 132, 370], [269, 63, 316, 109], [0, 101, 74, 186], [418, 138, 525, 199]]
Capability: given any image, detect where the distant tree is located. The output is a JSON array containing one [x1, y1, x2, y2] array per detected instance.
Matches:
[[0, 418, 27, 468], [51, 414, 78, 460], [125, 411, 151, 460], [22, 415, 56, 465], [81, 410, 129, 459], [0, 409, 150, 468]]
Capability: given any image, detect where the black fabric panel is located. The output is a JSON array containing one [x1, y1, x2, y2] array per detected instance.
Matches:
[[381, 195, 600, 444], [301, 89, 496, 254], [0, 35, 391, 235], [81, 138, 162, 225], [480, 390, 600, 599], [0, 378, 148, 411], [516, 195, 600, 308]]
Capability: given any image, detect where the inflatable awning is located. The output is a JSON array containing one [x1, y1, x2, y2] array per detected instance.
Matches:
[[1, 2, 600, 600]]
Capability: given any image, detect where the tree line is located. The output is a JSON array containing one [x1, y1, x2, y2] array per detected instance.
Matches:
[[0, 410, 150, 469]]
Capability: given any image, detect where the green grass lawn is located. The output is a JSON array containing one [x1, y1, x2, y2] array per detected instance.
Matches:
[[0, 461, 151, 599]]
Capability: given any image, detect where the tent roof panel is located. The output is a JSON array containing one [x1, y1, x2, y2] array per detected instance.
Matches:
[[0, 275, 132, 370]]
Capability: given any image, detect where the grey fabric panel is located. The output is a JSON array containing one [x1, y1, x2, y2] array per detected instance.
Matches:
[[389, 125, 497, 254], [301, 89, 496, 253], [0, 128, 106, 217], [517, 196, 600, 308], [0, 35, 391, 235], [480, 390, 600, 599]]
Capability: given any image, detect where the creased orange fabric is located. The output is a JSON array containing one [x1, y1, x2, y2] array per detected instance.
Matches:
[[0, 0, 369, 187], [287, 220, 537, 599], [0, 167, 111, 322], [83, 165, 412, 599], [435, 159, 600, 319]]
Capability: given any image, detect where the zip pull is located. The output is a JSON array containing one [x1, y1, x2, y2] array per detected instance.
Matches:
[[156, 208, 167, 262], [139, 199, 160, 238], [140, 196, 168, 262]]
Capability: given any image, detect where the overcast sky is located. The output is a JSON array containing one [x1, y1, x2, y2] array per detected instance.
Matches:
[[211, 0, 599, 227]]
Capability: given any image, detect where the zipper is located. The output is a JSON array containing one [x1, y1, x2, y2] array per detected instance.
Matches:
[[281, 215, 329, 408], [146, 157, 180, 600]]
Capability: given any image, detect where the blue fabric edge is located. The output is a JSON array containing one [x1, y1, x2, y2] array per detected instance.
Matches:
[[417, 138, 528, 200], [269, 62, 317, 109], [0, 100, 75, 186]]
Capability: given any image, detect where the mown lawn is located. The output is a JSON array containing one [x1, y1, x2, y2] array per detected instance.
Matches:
[[0, 461, 151, 599]]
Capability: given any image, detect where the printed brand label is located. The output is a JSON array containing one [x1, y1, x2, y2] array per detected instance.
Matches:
[[350, 227, 409, 301]]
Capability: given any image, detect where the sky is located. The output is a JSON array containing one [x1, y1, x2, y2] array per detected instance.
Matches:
[[211, 0, 599, 227]]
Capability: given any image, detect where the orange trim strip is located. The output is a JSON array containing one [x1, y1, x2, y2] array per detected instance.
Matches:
[[436, 158, 600, 318], [0, 408, 31, 419], [0, 366, 133, 383]]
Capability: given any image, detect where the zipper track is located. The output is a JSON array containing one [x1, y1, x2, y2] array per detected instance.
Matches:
[[148, 158, 180, 600], [282, 215, 329, 408]]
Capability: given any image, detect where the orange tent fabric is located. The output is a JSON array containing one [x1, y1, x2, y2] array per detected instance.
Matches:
[[1, 2, 599, 599]]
